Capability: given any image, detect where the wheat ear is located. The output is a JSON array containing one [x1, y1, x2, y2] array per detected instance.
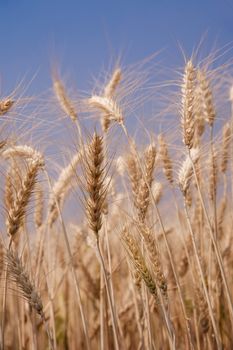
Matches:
[[178, 148, 199, 196], [104, 68, 122, 98], [121, 226, 158, 301], [221, 122, 231, 173], [158, 134, 174, 184], [197, 69, 215, 127], [6, 249, 54, 349], [0, 99, 14, 115], [138, 223, 167, 296], [83, 133, 106, 239], [2, 145, 44, 165], [53, 76, 78, 122], [181, 60, 196, 149], [48, 151, 82, 226], [7, 157, 42, 243], [136, 144, 156, 222], [88, 95, 123, 126]]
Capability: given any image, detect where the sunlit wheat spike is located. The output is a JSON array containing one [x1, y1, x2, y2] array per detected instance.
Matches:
[[52, 151, 81, 200], [151, 181, 162, 204], [136, 144, 156, 222], [4, 167, 14, 212], [0, 99, 14, 116], [53, 76, 78, 122], [181, 60, 196, 149], [104, 67, 122, 98], [127, 142, 142, 207], [193, 76, 205, 145], [197, 69, 215, 127], [6, 158, 42, 240], [48, 151, 82, 226], [208, 146, 218, 202], [2, 145, 44, 166], [178, 148, 199, 195], [158, 134, 174, 184], [221, 122, 231, 173], [88, 95, 123, 125]]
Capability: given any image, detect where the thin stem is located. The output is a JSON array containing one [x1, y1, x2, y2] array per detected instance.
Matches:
[[1, 266, 8, 349], [96, 240, 120, 350]]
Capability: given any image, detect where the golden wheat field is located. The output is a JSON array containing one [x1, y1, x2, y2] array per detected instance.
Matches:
[[0, 50, 233, 350]]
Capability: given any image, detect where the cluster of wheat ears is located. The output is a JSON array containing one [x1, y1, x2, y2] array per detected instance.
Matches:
[[0, 52, 233, 350]]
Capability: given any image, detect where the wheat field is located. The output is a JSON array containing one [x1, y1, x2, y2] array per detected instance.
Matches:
[[0, 51, 233, 350]]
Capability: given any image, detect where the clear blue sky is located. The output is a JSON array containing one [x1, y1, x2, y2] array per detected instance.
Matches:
[[0, 0, 233, 93]]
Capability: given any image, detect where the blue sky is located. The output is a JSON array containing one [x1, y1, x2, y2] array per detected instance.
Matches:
[[0, 0, 233, 93]]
